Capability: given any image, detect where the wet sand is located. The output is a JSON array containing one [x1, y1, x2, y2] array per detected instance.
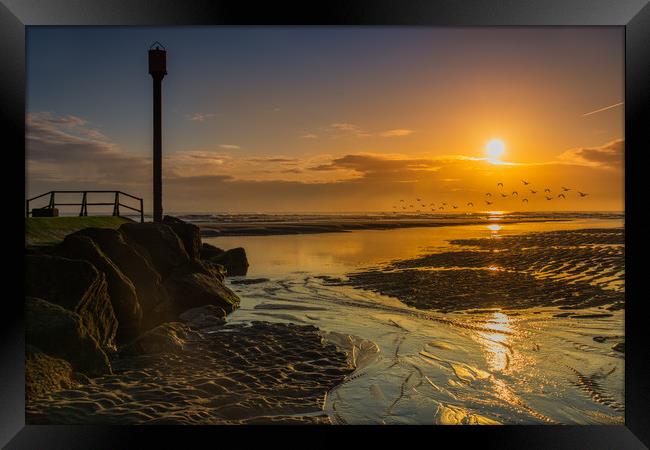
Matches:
[[27, 321, 353, 424], [27, 222, 625, 425], [337, 228, 624, 313]]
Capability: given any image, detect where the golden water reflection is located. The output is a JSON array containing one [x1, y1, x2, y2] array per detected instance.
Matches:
[[475, 312, 515, 373]]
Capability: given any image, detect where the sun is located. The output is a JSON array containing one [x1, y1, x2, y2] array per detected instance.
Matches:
[[485, 139, 506, 160]]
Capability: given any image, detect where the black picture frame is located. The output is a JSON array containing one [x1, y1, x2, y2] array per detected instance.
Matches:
[[3, 0, 649, 448]]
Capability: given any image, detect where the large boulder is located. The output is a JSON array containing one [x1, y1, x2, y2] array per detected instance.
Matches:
[[57, 234, 142, 342], [25, 255, 117, 351], [200, 243, 224, 259], [204, 247, 249, 276], [119, 222, 189, 278], [164, 260, 240, 315], [25, 297, 111, 376], [26, 345, 76, 398], [163, 216, 202, 260], [120, 322, 201, 356], [71, 227, 173, 330]]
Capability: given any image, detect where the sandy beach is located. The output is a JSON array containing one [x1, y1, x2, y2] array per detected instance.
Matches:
[[25, 215, 625, 425], [192, 214, 581, 237], [337, 228, 624, 312], [27, 321, 354, 424]]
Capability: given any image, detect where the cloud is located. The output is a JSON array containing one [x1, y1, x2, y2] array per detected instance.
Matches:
[[308, 123, 414, 139], [187, 113, 216, 122], [247, 157, 298, 163], [219, 144, 240, 149], [328, 122, 371, 138], [26, 112, 150, 186], [309, 153, 444, 182], [557, 139, 623, 169], [379, 129, 414, 137]]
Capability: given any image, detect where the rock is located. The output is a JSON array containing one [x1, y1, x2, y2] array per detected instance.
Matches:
[[200, 243, 224, 259], [25, 297, 111, 376], [119, 222, 189, 279], [612, 342, 624, 353], [179, 305, 226, 330], [25, 255, 117, 351], [71, 227, 173, 330], [26, 345, 76, 398], [120, 322, 200, 355], [57, 234, 142, 342], [164, 260, 240, 315], [163, 216, 202, 260], [206, 247, 249, 276]]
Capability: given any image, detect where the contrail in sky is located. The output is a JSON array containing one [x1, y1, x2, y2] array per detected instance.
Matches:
[[582, 101, 624, 116]]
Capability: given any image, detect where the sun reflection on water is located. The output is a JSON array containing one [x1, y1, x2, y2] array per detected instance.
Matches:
[[475, 312, 515, 373]]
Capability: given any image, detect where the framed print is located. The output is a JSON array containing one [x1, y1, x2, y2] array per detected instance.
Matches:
[[2, 0, 649, 448]]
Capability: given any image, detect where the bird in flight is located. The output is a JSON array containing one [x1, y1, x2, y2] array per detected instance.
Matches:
[[522, 180, 531, 185], [522, 198, 529, 203], [544, 188, 551, 193], [452, 205, 458, 209], [400, 199, 404, 202], [438, 206, 444, 210], [562, 187, 571, 192], [530, 189, 538, 194], [442, 202, 447, 206], [545, 196, 553, 200], [416, 198, 421, 202], [485, 193, 492, 197], [467, 202, 474, 207], [485, 200, 493, 205], [512, 191, 518, 196], [497, 182, 504, 188], [500, 193, 508, 198], [557, 193, 566, 199], [578, 191, 589, 197]]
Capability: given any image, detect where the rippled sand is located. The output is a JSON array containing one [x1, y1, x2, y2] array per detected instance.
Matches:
[[27, 321, 354, 424], [340, 228, 624, 312], [27, 226, 625, 425]]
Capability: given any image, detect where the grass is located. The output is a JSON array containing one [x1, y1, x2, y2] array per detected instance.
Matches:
[[25, 216, 133, 247]]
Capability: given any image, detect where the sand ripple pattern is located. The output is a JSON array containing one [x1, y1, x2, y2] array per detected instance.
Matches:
[[342, 228, 624, 312], [27, 321, 354, 425]]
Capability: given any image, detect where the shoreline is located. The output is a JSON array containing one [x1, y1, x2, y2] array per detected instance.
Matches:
[[197, 217, 573, 237]]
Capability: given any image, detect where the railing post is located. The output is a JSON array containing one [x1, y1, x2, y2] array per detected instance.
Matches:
[[49, 192, 55, 209], [112, 192, 120, 216], [80, 192, 88, 216], [140, 199, 144, 223]]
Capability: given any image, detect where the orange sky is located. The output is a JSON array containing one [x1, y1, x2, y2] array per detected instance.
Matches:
[[27, 27, 624, 213]]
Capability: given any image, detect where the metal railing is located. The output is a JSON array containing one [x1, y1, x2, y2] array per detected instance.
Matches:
[[26, 190, 144, 223]]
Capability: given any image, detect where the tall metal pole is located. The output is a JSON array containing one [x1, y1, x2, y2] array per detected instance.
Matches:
[[152, 75, 163, 222], [148, 43, 167, 223]]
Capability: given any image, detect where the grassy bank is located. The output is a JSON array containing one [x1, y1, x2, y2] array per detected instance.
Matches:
[[26, 216, 133, 246]]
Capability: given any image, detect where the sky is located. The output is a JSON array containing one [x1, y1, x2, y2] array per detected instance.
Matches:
[[26, 27, 624, 213]]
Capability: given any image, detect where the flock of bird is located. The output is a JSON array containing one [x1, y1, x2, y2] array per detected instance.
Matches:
[[391, 179, 589, 212]]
